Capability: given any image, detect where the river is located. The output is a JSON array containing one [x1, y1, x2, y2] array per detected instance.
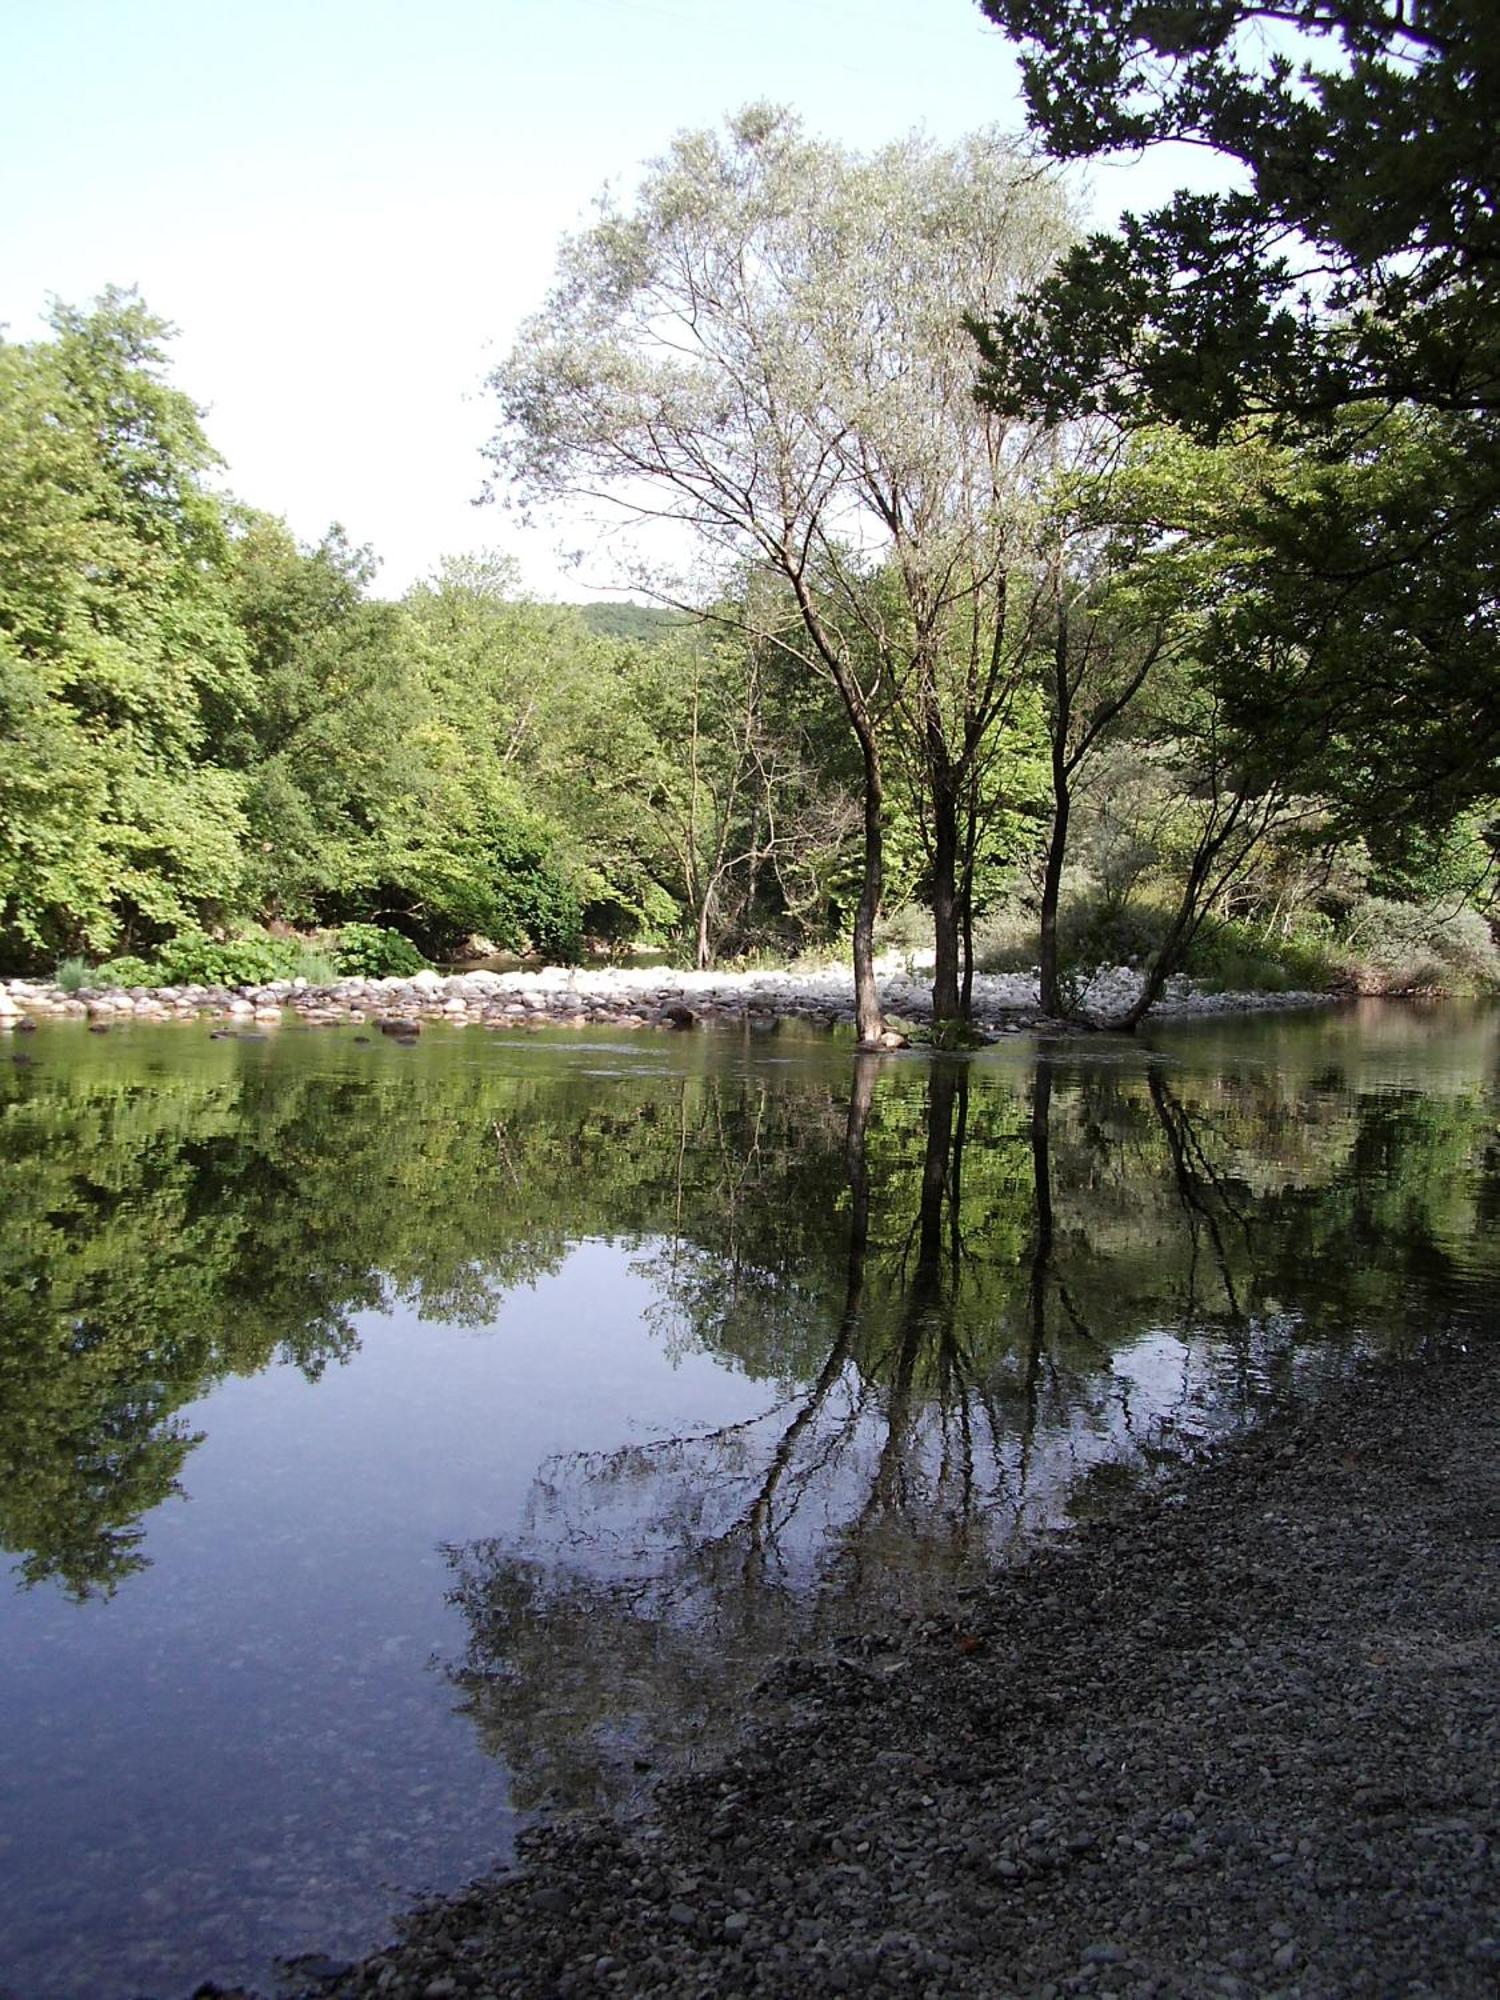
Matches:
[[0, 1001, 1495, 1997]]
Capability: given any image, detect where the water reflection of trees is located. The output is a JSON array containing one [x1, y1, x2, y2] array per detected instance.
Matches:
[[444, 1031, 1500, 1810], [1, 1018, 1495, 1612]]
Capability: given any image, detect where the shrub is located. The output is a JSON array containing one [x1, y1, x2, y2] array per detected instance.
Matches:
[[93, 955, 159, 989], [53, 957, 90, 994], [331, 924, 428, 979], [153, 929, 305, 987], [1335, 897, 1500, 992], [287, 946, 340, 985], [972, 904, 1040, 974], [1186, 919, 1338, 994], [1057, 895, 1174, 973], [874, 902, 935, 958]]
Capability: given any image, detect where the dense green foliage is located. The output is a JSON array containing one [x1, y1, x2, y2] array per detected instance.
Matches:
[[973, 0, 1499, 433], [330, 923, 428, 979], [0, 292, 251, 961], [972, 0, 1500, 895], [574, 602, 692, 645], [1, 139, 1494, 999], [0, 298, 862, 975]]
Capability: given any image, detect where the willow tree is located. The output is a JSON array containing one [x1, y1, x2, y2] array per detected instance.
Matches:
[[486, 107, 1072, 1040]]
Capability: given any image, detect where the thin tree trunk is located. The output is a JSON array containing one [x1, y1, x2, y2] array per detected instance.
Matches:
[[1109, 805, 1248, 1031], [959, 888, 975, 1021], [1037, 757, 1070, 1018], [852, 733, 885, 1048], [1039, 590, 1073, 1019], [781, 568, 886, 1048]]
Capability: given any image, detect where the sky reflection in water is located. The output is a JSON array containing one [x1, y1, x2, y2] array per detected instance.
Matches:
[[0, 1003, 1496, 1997]]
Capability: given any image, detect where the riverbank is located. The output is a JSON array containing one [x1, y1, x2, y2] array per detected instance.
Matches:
[[0, 962, 1336, 1039], [251, 1331, 1500, 2000]]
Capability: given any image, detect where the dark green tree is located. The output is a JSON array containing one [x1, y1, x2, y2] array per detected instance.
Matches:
[[972, 0, 1499, 432], [971, 0, 1500, 847]]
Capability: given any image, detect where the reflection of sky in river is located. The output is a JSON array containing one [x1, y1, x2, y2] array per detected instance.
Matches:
[[0, 1003, 1495, 1999], [0, 1250, 772, 2000]]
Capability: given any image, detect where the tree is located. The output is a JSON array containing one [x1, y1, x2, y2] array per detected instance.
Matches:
[[971, 0, 1500, 843], [405, 556, 647, 954], [486, 107, 1072, 1040], [599, 620, 860, 966], [972, 0, 1499, 432], [1026, 442, 1182, 1016], [228, 514, 421, 924], [1026, 427, 1316, 1023], [0, 292, 252, 964]]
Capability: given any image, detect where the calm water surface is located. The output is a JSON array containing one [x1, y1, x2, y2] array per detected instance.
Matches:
[[1, 1003, 1496, 1997]]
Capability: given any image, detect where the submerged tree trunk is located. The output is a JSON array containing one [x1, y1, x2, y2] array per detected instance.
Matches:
[[867, 1058, 959, 1509], [1020, 1056, 1054, 1488], [844, 1050, 877, 1309]]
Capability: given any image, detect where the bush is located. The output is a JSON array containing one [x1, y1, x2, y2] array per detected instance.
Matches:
[[1186, 919, 1338, 994], [1335, 897, 1500, 993], [874, 902, 935, 958], [93, 955, 159, 989], [53, 957, 90, 994], [287, 946, 340, 984], [153, 929, 306, 987], [971, 904, 1040, 974], [1057, 896, 1174, 973], [331, 924, 428, 979]]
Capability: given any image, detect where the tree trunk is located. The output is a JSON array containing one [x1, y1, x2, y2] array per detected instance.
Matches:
[[959, 884, 975, 1021], [1039, 593, 1073, 1019], [852, 734, 885, 1048], [1108, 812, 1241, 1031], [928, 761, 963, 1024], [1037, 751, 1070, 1018], [958, 775, 979, 1021]]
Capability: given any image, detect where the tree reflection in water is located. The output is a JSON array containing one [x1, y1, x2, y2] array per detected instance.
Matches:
[[1, 1010, 1494, 1726], [442, 1027, 1500, 1811]]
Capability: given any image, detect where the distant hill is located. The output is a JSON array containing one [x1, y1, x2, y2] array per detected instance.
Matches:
[[573, 601, 694, 644]]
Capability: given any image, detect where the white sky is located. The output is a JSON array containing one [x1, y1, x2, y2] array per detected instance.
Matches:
[[1, 0, 1209, 600]]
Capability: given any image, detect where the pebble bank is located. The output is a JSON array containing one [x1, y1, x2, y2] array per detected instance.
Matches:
[[262, 1337, 1499, 2000], [0, 962, 1335, 1039]]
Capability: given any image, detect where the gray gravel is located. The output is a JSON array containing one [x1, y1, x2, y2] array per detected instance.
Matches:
[[261, 1335, 1500, 2000], [1, 960, 1335, 1039]]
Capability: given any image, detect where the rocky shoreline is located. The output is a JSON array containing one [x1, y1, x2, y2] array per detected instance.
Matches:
[[0, 962, 1336, 1039], [242, 1333, 1499, 2000]]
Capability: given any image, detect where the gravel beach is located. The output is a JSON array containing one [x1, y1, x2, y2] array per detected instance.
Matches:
[[0, 960, 1335, 1039], [261, 1333, 1500, 2000]]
